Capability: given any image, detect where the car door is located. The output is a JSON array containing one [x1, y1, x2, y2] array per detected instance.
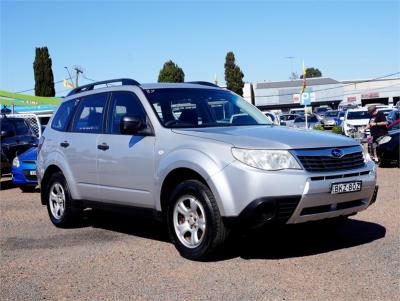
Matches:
[[96, 91, 156, 207], [59, 92, 109, 200]]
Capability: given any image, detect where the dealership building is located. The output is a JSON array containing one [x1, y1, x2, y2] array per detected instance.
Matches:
[[243, 77, 400, 110]]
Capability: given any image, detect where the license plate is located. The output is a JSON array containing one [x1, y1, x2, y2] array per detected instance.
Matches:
[[29, 170, 36, 176], [331, 181, 362, 194]]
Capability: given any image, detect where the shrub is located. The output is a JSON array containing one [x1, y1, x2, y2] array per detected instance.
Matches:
[[331, 126, 343, 135], [313, 124, 324, 131]]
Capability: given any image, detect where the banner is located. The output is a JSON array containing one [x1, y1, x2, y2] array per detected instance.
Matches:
[[0, 90, 61, 106]]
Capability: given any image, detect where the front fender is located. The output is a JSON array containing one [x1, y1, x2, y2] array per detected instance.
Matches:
[[155, 147, 234, 215]]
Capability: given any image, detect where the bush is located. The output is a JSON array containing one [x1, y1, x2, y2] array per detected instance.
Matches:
[[331, 126, 343, 135], [313, 124, 324, 131]]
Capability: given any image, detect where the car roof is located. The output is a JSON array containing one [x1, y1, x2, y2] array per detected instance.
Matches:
[[347, 108, 368, 112], [140, 83, 221, 90]]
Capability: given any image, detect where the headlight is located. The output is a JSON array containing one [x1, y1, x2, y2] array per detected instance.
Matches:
[[362, 147, 372, 163], [231, 148, 302, 171], [12, 156, 20, 168]]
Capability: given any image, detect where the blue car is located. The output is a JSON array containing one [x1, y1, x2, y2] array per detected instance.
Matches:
[[11, 147, 38, 192], [335, 111, 345, 126]]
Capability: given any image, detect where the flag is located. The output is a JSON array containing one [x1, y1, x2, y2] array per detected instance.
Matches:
[[301, 60, 307, 93], [63, 79, 75, 89]]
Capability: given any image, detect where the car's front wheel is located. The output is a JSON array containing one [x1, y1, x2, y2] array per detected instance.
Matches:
[[167, 180, 228, 260], [45, 172, 81, 228]]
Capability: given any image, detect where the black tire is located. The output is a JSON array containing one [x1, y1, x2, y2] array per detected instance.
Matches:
[[45, 171, 81, 228], [167, 180, 228, 260], [20, 186, 36, 193]]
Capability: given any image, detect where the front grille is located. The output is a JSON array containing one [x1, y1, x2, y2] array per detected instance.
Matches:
[[297, 152, 365, 172], [22, 170, 37, 181], [22, 160, 36, 164]]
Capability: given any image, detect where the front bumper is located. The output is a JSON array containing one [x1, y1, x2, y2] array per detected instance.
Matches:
[[210, 160, 377, 226], [11, 165, 38, 185]]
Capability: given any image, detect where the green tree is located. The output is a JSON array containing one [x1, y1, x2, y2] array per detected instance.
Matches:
[[224, 51, 244, 96], [33, 47, 55, 96], [300, 67, 322, 79], [158, 60, 185, 83]]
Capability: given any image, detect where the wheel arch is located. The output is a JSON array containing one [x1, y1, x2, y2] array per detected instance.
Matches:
[[40, 164, 63, 205], [159, 168, 209, 217]]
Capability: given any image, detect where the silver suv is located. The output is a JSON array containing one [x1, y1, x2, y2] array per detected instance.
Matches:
[[37, 79, 378, 260]]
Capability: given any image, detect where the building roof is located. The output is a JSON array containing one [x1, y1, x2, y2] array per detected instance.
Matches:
[[255, 77, 340, 89]]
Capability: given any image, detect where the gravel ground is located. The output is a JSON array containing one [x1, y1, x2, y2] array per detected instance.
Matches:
[[1, 167, 399, 301]]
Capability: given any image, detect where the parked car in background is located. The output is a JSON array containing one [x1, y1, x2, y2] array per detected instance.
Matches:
[[335, 111, 346, 127], [377, 107, 394, 118], [291, 114, 320, 129], [338, 102, 359, 111], [313, 106, 330, 117], [289, 108, 306, 115], [387, 110, 400, 129], [376, 128, 399, 166], [342, 108, 370, 137], [37, 78, 377, 260], [1, 116, 38, 176], [263, 111, 280, 125], [279, 114, 299, 127], [11, 147, 38, 192], [321, 110, 339, 129]]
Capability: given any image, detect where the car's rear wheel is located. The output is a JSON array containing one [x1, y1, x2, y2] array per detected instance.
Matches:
[[167, 180, 228, 260], [46, 172, 81, 227]]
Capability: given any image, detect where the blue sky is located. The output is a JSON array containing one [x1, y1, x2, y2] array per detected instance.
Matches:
[[1, 0, 399, 96]]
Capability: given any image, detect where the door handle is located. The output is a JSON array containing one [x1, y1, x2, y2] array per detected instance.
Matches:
[[60, 141, 69, 148], [97, 143, 109, 151]]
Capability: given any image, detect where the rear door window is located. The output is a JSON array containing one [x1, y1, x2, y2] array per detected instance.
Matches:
[[71, 93, 108, 133]]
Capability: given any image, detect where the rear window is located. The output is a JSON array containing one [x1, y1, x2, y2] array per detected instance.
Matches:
[[51, 100, 77, 131]]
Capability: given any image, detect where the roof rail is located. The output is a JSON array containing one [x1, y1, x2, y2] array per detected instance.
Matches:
[[67, 78, 141, 96], [185, 81, 220, 88]]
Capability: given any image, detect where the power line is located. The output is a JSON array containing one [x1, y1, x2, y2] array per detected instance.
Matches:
[[82, 75, 97, 82], [15, 79, 64, 93]]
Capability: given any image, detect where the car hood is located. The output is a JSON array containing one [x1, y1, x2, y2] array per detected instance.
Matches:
[[172, 126, 358, 149], [19, 147, 38, 160]]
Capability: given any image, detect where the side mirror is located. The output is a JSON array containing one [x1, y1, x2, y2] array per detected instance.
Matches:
[[120, 115, 145, 135]]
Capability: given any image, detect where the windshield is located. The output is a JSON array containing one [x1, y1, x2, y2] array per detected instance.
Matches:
[[144, 88, 271, 128], [0, 118, 30, 136], [347, 111, 370, 120], [325, 111, 338, 117]]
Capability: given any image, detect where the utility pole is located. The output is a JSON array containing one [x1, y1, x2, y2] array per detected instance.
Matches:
[[73, 65, 84, 87], [64, 66, 74, 85]]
